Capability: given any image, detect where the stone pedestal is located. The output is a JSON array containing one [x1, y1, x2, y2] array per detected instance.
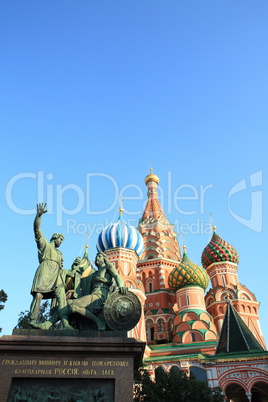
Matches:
[[0, 330, 145, 402]]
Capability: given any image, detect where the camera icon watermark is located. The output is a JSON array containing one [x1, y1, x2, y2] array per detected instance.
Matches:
[[228, 170, 263, 232]]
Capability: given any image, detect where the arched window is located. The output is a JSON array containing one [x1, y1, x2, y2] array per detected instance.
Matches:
[[186, 294, 190, 306], [150, 326, 154, 341], [190, 367, 207, 382], [168, 319, 173, 336], [169, 366, 180, 374], [146, 319, 155, 342], [157, 319, 165, 332], [221, 275, 226, 287]]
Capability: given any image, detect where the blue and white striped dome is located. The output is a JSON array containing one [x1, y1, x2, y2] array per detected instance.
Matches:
[[97, 214, 144, 256]]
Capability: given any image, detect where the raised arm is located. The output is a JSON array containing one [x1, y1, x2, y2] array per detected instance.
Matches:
[[34, 202, 48, 241]]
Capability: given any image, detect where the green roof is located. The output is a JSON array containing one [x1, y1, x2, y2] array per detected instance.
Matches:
[[149, 340, 218, 351], [216, 302, 265, 354], [144, 353, 207, 363]]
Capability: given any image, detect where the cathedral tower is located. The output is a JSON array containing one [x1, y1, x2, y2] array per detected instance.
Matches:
[[203, 227, 266, 349], [168, 246, 218, 343], [137, 170, 181, 344], [97, 210, 146, 342]]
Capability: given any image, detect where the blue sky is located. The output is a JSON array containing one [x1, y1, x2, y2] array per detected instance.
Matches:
[[1, 1, 268, 342]]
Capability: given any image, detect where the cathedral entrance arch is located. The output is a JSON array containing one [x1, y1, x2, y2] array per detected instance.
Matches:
[[225, 383, 247, 401], [250, 381, 268, 402]]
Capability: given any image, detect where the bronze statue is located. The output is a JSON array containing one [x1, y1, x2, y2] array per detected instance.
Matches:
[[65, 254, 93, 300], [28, 206, 141, 332], [35, 252, 128, 330], [29, 203, 72, 329], [49, 256, 84, 314], [68, 251, 127, 330]]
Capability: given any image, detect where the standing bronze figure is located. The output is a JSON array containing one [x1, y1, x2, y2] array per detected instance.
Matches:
[[29, 203, 72, 329]]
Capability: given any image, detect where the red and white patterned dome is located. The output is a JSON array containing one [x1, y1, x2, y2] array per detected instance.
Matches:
[[201, 227, 239, 269]]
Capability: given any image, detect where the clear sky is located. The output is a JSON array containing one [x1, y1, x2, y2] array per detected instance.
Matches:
[[1, 1, 268, 342]]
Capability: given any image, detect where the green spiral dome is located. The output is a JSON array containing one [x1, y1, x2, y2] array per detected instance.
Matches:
[[168, 249, 209, 292]]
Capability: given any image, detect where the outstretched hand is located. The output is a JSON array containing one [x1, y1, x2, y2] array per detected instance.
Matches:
[[36, 202, 48, 217], [119, 287, 128, 295]]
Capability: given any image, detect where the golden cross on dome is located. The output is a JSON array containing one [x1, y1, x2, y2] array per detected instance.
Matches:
[[119, 196, 123, 217], [210, 212, 216, 233]]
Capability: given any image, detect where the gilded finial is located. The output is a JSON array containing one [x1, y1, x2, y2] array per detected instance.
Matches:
[[182, 245, 187, 254], [145, 168, 160, 186], [119, 196, 124, 217], [212, 225, 217, 233]]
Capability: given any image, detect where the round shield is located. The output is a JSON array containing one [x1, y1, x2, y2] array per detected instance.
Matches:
[[104, 290, 141, 331]]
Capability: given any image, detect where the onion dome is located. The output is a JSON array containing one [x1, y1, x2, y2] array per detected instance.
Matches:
[[145, 168, 160, 185], [97, 209, 144, 256], [201, 227, 239, 269], [168, 246, 209, 292]]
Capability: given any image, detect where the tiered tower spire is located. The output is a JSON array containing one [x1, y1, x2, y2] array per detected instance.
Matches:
[[137, 171, 181, 344], [138, 170, 181, 261]]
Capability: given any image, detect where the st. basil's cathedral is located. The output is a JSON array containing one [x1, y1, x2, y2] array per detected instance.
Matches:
[[96, 170, 268, 402]]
